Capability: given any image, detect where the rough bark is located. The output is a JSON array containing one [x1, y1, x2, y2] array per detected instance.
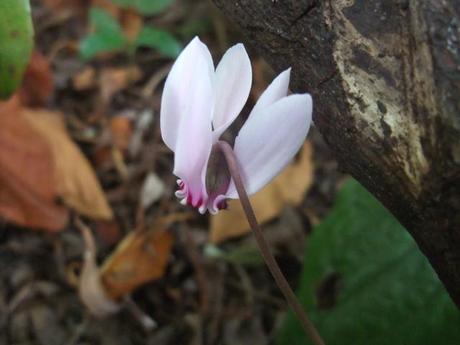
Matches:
[[212, 0, 460, 307]]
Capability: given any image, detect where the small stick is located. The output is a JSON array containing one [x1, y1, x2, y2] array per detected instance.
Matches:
[[216, 141, 325, 345]]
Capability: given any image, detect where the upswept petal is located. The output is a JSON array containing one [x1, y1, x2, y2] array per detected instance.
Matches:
[[226, 93, 312, 198], [170, 41, 214, 207], [249, 68, 291, 117], [212, 43, 252, 139], [160, 36, 214, 151]]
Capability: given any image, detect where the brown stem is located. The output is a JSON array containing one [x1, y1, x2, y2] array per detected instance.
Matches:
[[216, 140, 325, 345]]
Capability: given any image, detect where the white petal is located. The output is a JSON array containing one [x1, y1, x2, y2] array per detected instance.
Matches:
[[249, 68, 291, 116], [160, 37, 214, 151], [162, 37, 214, 206], [212, 43, 252, 139], [226, 94, 312, 198]]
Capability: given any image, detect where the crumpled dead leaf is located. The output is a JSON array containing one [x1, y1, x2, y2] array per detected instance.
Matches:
[[99, 66, 142, 105], [19, 51, 54, 107], [210, 141, 314, 244], [110, 114, 133, 153], [101, 227, 174, 301], [77, 221, 164, 330], [77, 219, 121, 317], [0, 96, 69, 231], [23, 109, 113, 220], [72, 66, 96, 91]]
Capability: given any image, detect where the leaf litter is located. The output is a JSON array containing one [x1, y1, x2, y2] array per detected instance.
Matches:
[[0, 1, 347, 344]]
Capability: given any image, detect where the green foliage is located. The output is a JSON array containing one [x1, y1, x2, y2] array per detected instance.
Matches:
[[111, 0, 174, 15], [80, 5, 182, 60], [276, 179, 460, 345], [135, 27, 181, 58], [80, 8, 126, 60], [0, 0, 34, 99]]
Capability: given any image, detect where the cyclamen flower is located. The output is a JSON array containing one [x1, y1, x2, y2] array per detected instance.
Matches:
[[160, 37, 312, 214]]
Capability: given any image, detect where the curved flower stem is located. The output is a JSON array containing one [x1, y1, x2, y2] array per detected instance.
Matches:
[[216, 141, 325, 345]]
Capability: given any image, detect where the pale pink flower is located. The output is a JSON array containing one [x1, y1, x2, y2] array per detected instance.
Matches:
[[160, 37, 312, 214]]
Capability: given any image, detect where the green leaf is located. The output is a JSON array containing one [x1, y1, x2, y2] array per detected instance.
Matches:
[[80, 7, 126, 60], [276, 179, 460, 345], [0, 0, 34, 99], [135, 27, 181, 58], [111, 0, 174, 15]]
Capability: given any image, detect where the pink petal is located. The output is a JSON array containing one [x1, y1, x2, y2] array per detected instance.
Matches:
[[212, 43, 252, 139], [249, 68, 291, 116], [160, 37, 214, 151], [226, 94, 312, 198]]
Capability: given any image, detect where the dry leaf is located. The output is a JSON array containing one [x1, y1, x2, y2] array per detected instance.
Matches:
[[210, 141, 314, 244], [77, 219, 121, 317], [101, 229, 174, 300], [23, 109, 113, 220], [99, 66, 142, 105], [72, 66, 97, 91], [19, 51, 54, 107], [110, 115, 133, 153], [119, 8, 143, 41], [0, 96, 69, 231]]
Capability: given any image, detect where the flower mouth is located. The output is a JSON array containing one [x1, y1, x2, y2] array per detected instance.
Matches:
[[175, 144, 231, 215], [175, 178, 227, 214]]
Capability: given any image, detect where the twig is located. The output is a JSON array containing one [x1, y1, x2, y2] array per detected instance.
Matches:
[[216, 140, 325, 345]]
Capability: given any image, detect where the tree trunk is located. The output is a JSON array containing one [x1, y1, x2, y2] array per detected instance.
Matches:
[[212, 0, 460, 307]]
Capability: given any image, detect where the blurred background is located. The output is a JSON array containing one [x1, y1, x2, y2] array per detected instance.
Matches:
[[0, 1, 458, 344]]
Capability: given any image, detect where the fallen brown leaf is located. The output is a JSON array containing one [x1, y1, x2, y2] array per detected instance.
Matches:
[[77, 219, 121, 317], [110, 115, 133, 153], [119, 8, 143, 41], [19, 51, 54, 107], [72, 66, 97, 91], [210, 141, 314, 244], [99, 66, 142, 105], [101, 228, 174, 300], [0, 96, 69, 231], [23, 109, 113, 220]]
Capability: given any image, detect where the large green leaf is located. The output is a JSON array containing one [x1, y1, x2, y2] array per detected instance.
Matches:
[[80, 8, 127, 60], [276, 179, 460, 345], [111, 0, 174, 15], [135, 27, 181, 58]]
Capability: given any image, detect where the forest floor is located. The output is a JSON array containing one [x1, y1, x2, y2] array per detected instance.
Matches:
[[0, 0, 344, 344]]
